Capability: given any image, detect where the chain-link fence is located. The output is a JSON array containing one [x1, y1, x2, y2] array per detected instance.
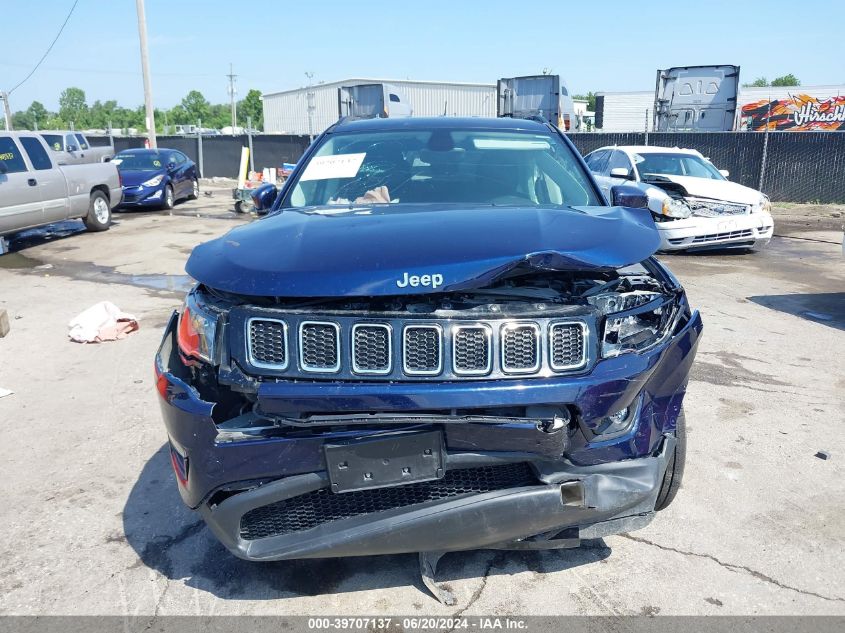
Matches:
[[89, 130, 845, 203], [569, 131, 845, 203]]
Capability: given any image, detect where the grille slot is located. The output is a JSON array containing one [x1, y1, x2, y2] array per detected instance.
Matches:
[[352, 324, 392, 374], [299, 321, 341, 372], [239, 463, 536, 540], [453, 325, 492, 375], [501, 323, 540, 373], [247, 318, 288, 369], [549, 323, 586, 370], [403, 325, 442, 375]]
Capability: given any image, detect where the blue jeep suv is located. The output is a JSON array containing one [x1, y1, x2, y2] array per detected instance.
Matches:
[[155, 117, 702, 576]]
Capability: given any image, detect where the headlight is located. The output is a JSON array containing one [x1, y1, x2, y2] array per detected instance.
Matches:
[[142, 174, 164, 187], [753, 195, 772, 214], [176, 291, 218, 363], [589, 292, 678, 358], [661, 197, 691, 219]]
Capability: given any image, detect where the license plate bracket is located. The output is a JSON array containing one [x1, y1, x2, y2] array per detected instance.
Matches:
[[324, 431, 445, 494]]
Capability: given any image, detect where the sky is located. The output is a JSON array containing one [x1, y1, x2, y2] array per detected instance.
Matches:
[[1, 0, 843, 113]]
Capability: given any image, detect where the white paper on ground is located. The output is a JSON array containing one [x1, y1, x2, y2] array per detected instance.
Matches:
[[0, 387, 12, 399], [68, 301, 140, 343], [300, 153, 366, 181]]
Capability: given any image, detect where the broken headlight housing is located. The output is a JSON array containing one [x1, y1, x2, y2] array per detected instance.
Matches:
[[176, 290, 219, 363], [661, 197, 692, 219], [589, 291, 678, 358]]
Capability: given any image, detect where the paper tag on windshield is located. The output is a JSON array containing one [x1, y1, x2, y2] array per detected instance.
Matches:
[[300, 153, 366, 181]]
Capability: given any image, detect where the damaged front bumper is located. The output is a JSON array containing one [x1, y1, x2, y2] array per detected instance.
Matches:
[[154, 303, 702, 560], [199, 440, 673, 561], [657, 212, 774, 251]]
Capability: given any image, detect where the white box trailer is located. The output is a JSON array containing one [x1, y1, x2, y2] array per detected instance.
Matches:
[[338, 83, 413, 121], [497, 75, 579, 131]]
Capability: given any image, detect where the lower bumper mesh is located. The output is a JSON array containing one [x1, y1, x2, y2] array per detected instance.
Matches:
[[239, 463, 536, 540]]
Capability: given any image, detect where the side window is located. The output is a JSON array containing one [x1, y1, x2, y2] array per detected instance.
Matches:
[[42, 134, 63, 151], [0, 137, 28, 173], [19, 137, 53, 170], [389, 93, 401, 103], [608, 150, 633, 175], [74, 133, 89, 150], [65, 134, 78, 150], [585, 149, 610, 174]]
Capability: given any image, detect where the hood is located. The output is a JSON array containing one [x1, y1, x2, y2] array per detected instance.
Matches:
[[119, 169, 166, 187], [653, 175, 763, 204], [186, 204, 661, 297]]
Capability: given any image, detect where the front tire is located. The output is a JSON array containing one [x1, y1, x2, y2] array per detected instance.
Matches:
[[84, 191, 111, 232], [162, 184, 175, 210], [655, 409, 686, 511]]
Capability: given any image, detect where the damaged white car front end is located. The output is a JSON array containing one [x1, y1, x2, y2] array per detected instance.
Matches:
[[643, 182, 775, 252], [586, 145, 775, 252]]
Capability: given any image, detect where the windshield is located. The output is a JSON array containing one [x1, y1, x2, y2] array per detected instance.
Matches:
[[634, 152, 725, 180], [112, 152, 165, 170], [285, 128, 602, 208]]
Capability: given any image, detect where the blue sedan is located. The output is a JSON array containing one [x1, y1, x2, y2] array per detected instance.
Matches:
[[113, 148, 199, 210]]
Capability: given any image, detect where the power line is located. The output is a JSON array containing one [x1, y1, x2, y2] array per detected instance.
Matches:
[[8, 0, 80, 95]]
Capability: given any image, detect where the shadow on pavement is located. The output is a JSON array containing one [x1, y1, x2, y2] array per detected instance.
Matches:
[[748, 292, 845, 331], [123, 444, 612, 601], [3, 219, 89, 256]]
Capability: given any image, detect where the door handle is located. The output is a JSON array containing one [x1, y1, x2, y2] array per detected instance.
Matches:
[[27, 178, 37, 186]]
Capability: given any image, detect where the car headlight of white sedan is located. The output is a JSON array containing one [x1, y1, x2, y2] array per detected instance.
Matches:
[[752, 195, 772, 214], [661, 197, 692, 219]]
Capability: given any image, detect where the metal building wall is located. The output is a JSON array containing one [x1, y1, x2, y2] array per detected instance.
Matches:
[[262, 79, 496, 135], [595, 91, 654, 132]]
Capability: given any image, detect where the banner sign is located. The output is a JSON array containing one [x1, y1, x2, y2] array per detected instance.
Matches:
[[741, 94, 845, 131]]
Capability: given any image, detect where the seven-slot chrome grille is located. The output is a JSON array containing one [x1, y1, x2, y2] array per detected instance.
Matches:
[[238, 313, 590, 381]]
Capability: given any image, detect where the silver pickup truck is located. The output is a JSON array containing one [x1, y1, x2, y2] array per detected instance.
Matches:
[[39, 130, 114, 165], [0, 131, 122, 240]]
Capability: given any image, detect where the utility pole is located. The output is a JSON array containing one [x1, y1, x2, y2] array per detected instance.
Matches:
[[305, 71, 315, 142], [0, 92, 12, 131], [227, 63, 237, 135], [135, 0, 156, 147]]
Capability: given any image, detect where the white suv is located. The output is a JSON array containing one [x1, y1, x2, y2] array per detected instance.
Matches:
[[584, 145, 774, 252]]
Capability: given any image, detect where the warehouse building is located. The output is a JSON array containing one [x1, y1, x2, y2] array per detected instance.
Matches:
[[596, 84, 845, 132], [262, 78, 497, 135]]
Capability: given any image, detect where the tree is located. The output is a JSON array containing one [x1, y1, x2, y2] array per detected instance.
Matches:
[[239, 88, 263, 130], [27, 101, 48, 129], [744, 77, 769, 87], [180, 90, 210, 124], [59, 87, 88, 128], [573, 91, 597, 112], [771, 74, 800, 87], [11, 110, 35, 130]]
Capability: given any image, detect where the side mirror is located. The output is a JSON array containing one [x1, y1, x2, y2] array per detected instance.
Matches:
[[251, 183, 278, 212], [167, 162, 176, 170], [611, 185, 649, 209], [719, 169, 730, 178], [609, 167, 634, 180], [67, 144, 78, 152]]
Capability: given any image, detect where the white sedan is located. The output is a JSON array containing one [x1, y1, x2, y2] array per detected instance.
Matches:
[[585, 145, 774, 252]]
